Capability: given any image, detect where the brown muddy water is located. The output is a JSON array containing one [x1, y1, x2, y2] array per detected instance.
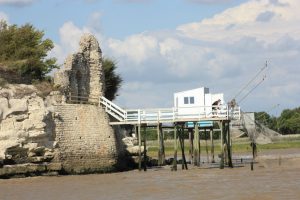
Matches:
[[1, 151, 300, 200]]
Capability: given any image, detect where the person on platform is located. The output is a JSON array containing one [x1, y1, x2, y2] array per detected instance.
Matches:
[[212, 99, 221, 116]]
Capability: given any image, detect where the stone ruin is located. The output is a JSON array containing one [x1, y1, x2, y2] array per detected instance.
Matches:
[[0, 34, 131, 177], [54, 34, 105, 104]]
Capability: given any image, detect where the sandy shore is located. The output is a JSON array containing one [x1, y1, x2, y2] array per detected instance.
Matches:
[[0, 148, 300, 200]]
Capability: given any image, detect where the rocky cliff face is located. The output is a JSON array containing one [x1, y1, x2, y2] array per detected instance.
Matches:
[[0, 84, 57, 166], [0, 34, 133, 177]]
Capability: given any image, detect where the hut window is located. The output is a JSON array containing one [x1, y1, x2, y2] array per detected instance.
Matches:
[[184, 97, 189, 104], [190, 97, 194, 104]]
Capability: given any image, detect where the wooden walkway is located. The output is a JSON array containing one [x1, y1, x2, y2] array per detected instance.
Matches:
[[99, 96, 241, 125]]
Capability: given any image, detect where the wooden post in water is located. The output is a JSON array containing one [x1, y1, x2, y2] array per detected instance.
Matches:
[[193, 123, 200, 166], [188, 129, 193, 164], [179, 124, 188, 170], [205, 128, 209, 163], [143, 126, 147, 171], [157, 123, 165, 166], [138, 124, 142, 171], [220, 121, 224, 169], [172, 124, 178, 171], [210, 128, 215, 163], [226, 121, 233, 168]]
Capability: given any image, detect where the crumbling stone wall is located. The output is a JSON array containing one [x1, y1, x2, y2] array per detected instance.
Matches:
[[54, 34, 104, 104], [54, 104, 121, 173], [0, 34, 127, 177], [53, 34, 126, 174]]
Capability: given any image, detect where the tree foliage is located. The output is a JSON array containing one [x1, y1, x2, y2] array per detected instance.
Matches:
[[0, 21, 58, 82], [276, 108, 300, 135], [254, 111, 277, 130], [103, 57, 122, 101], [255, 107, 300, 135]]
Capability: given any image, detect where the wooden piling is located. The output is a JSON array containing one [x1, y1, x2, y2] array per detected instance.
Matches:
[[138, 124, 142, 171], [157, 123, 165, 166], [210, 129, 215, 163], [179, 125, 188, 170], [220, 122, 224, 169], [172, 124, 178, 171], [226, 122, 233, 168], [193, 123, 200, 166], [205, 128, 209, 163], [143, 126, 147, 171], [188, 129, 193, 164]]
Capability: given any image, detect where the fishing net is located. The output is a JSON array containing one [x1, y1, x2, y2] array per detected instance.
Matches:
[[241, 112, 281, 144]]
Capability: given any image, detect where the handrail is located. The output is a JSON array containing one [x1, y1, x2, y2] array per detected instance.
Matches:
[[99, 96, 126, 121], [99, 96, 241, 123]]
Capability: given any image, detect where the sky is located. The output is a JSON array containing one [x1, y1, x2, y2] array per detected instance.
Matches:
[[1, 0, 300, 116]]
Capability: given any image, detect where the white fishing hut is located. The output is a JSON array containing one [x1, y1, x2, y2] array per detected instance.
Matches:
[[173, 87, 225, 118]]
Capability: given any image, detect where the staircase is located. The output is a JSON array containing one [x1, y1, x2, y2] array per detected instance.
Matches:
[[99, 96, 126, 122]]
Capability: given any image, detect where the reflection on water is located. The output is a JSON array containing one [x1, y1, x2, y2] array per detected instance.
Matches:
[[1, 160, 300, 200]]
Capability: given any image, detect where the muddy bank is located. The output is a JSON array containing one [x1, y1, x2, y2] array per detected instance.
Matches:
[[0, 150, 300, 200]]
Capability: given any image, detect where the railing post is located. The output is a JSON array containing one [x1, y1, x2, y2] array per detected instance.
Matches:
[[226, 104, 229, 120], [158, 110, 161, 122], [138, 109, 141, 124], [173, 108, 175, 121]]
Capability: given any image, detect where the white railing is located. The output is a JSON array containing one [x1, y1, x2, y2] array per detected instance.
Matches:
[[100, 97, 241, 124], [99, 96, 126, 121], [123, 105, 240, 123]]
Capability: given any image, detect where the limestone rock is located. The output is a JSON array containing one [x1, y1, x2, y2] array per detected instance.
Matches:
[[0, 84, 56, 160], [126, 146, 145, 156], [122, 137, 137, 147]]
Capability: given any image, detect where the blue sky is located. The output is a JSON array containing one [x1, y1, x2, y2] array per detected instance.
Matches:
[[1, 0, 300, 116]]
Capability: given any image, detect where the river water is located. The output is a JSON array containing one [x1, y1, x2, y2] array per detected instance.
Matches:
[[1, 150, 300, 200]]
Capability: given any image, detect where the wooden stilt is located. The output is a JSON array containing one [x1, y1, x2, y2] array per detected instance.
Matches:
[[205, 128, 209, 163], [223, 122, 228, 165], [162, 127, 165, 164], [188, 129, 193, 164], [193, 123, 200, 166], [199, 128, 201, 165], [172, 124, 178, 171], [210, 128, 215, 163], [226, 122, 233, 168], [157, 123, 165, 166], [157, 123, 161, 165], [179, 125, 188, 170], [143, 126, 147, 171], [138, 124, 142, 171], [220, 121, 224, 169]]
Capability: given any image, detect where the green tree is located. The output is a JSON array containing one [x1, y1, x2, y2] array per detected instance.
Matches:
[[103, 57, 122, 101], [0, 21, 58, 82], [254, 112, 277, 130], [277, 108, 300, 135]]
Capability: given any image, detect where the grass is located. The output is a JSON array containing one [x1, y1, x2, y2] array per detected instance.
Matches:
[[146, 136, 300, 158]]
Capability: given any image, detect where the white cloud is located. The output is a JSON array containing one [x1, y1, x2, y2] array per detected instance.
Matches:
[[50, 12, 104, 64], [177, 0, 300, 42], [107, 33, 158, 65], [112, 0, 300, 113], [0, 0, 36, 7], [53, 0, 300, 114], [0, 11, 8, 22], [186, 0, 234, 4]]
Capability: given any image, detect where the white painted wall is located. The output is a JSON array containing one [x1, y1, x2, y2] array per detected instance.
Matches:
[[174, 87, 225, 118]]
